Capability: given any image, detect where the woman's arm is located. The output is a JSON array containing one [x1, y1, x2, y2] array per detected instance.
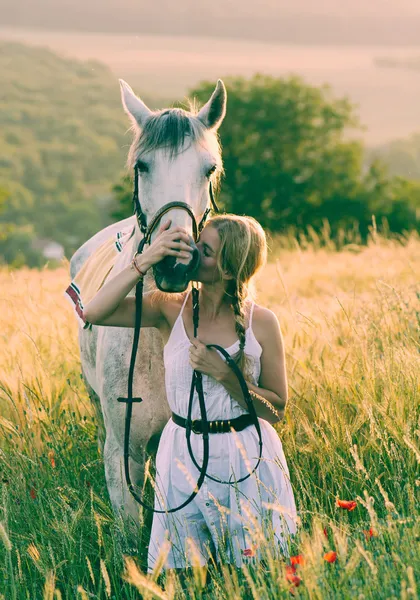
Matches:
[[217, 308, 288, 423], [83, 273, 162, 328], [83, 220, 193, 328]]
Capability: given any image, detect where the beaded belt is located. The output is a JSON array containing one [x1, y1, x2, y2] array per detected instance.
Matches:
[[171, 411, 254, 434]]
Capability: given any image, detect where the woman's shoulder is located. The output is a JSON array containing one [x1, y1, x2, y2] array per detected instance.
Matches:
[[251, 302, 280, 325], [153, 289, 189, 326], [249, 303, 283, 346]]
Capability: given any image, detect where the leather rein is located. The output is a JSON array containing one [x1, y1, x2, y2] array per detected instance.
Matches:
[[117, 163, 263, 513]]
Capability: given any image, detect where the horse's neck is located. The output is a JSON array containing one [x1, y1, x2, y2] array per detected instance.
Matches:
[[110, 229, 155, 293]]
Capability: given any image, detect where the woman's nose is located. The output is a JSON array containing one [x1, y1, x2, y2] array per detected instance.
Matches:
[[188, 234, 198, 250]]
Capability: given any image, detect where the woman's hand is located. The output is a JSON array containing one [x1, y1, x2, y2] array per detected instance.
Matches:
[[138, 219, 194, 272], [189, 338, 230, 380]]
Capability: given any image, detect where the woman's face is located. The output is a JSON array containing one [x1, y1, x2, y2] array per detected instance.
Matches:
[[194, 225, 223, 284]]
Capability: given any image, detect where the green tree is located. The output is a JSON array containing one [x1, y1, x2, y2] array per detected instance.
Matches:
[[113, 73, 419, 240], [0, 187, 44, 267], [0, 41, 153, 263], [110, 175, 134, 222], [191, 74, 419, 237]]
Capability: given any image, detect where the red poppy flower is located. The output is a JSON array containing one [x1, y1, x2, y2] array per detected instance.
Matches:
[[336, 499, 357, 511], [30, 487, 36, 500], [242, 547, 255, 557], [285, 564, 296, 578], [290, 554, 304, 566], [323, 551, 337, 563], [363, 527, 377, 540], [285, 565, 301, 586]]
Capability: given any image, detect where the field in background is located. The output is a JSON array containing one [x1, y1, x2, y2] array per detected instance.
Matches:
[[0, 228, 419, 597], [2, 27, 420, 145]]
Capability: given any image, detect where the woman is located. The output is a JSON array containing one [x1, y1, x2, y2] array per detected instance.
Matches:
[[83, 214, 298, 577]]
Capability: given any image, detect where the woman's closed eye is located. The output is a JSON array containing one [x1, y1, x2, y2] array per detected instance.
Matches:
[[202, 242, 215, 257]]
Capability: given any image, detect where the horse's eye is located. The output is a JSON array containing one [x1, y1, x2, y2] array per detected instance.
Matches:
[[136, 160, 149, 174], [206, 165, 217, 178]]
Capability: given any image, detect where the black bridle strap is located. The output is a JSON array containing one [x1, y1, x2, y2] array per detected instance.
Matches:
[[118, 182, 216, 513], [208, 177, 219, 213], [186, 346, 263, 485], [119, 280, 261, 513], [185, 287, 263, 485], [132, 164, 147, 235], [143, 201, 199, 244], [118, 273, 211, 514], [117, 165, 262, 513]]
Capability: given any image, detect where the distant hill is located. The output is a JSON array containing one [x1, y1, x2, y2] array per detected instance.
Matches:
[[0, 42, 147, 257], [2, 0, 420, 45], [369, 134, 420, 181], [375, 56, 420, 71]]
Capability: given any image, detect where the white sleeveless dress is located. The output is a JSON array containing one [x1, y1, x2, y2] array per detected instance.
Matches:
[[147, 290, 298, 573]]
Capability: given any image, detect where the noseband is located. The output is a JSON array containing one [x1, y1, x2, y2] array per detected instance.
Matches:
[[117, 163, 263, 514]]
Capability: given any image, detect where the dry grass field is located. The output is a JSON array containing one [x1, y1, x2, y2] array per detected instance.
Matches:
[[0, 226, 419, 598]]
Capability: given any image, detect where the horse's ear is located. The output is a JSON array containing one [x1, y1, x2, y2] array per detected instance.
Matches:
[[196, 79, 227, 131], [119, 79, 152, 127]]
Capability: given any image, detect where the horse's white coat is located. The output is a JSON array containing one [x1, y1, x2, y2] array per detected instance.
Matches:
[[69, 79, 227, 546]]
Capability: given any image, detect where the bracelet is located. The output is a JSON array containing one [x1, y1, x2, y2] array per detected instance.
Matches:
[[131, 253, 146, 278]]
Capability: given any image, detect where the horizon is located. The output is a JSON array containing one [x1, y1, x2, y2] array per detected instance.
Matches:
[[2, 26, 420, 146], [3, 0, 420, 46]]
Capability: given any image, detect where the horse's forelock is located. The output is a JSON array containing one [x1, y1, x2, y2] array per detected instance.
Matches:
[[127, 107, 217, 167]]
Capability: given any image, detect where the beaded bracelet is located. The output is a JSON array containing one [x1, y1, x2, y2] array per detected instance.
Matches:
[[131, 252, 146, 278]]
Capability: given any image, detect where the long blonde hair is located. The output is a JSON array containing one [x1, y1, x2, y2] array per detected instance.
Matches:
[[206, 214, 268, 374]]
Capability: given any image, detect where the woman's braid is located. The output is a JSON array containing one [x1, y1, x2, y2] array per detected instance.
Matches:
[[208, 213, 268, 377], [229, 279, 252, 377], [231, 280, 246, 353]]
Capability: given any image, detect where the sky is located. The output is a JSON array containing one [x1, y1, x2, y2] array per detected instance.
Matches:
[[269, 0, 420, 14], [2, 0, 420, 44]]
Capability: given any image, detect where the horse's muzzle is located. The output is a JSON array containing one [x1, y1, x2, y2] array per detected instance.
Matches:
[[153, 240, 200, 293]]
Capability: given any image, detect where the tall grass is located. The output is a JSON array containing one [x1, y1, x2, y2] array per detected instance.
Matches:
[[0, 225, 419, 598]]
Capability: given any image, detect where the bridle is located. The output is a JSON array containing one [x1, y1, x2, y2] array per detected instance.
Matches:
[[132, 162, 216, 241], [117, 163, 263, 514]]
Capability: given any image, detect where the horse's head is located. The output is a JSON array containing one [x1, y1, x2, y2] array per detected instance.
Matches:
[[119, 78, 227, 293]]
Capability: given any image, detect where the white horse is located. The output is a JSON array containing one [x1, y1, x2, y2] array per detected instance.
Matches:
[[69, 78, 227, 561]]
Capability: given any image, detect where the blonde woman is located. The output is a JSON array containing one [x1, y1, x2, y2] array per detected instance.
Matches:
[[84, 214, 298, 578]]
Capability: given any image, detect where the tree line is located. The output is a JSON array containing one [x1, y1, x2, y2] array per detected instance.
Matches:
[[112, 74, 420, 244], [0, 43, 419, 267]]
